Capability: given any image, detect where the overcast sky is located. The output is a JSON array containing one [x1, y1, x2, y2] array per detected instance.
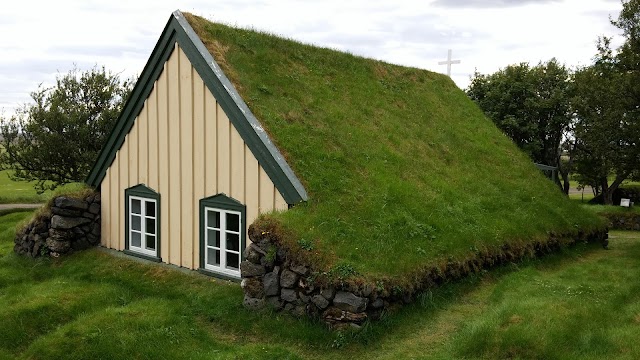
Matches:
[[0, 0, 624, 116]]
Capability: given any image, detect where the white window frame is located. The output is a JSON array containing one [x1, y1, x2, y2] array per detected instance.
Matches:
[[203, 206, 242, 277], [128, 195, 158, 258]]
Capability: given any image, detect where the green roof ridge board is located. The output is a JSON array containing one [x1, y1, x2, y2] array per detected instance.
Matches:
[[86, 11, 308, 205]]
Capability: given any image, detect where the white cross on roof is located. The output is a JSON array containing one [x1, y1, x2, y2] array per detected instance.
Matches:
[[438, 49, 461, 77]]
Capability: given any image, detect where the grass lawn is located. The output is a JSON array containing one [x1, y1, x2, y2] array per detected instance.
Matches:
[[0, 211, 332, 359], [568, 178, 640, 203], [581, 204, 640, 215], [2, 210, 640, 359], [568, 191, 595, 202], [0, 170, 83, 204], [568, 178, 640, 189]]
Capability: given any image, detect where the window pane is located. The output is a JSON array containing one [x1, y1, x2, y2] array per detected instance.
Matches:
[[226, 213, 240, 232], [146, 201, 155, 217], [131, 232, 141, 248], [226, 233, 240, 252], [227, 252, 239, 270], [146, 235, 156, 250], [207, 210, 220, 228], [207, 229, 220, 248], [207, 248, 220, 266], [146, 218, 156, 235], [132, 199, 141, 214], [131, 215, 141, 231]]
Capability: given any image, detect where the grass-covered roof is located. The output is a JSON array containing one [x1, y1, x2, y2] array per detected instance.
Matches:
[[184, 13, 605, 280]]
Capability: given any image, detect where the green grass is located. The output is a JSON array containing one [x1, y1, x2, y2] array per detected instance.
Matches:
[[432, 231, 640, 359], [0, 211, 330, 359], [580, 204, 640, 214], [0, 170, 48, 203], [569, 178, 640, 189], [0, 170, 83, 204], [343, 231, 640, 360], [569, 191, 595, 202], [1, 212, 640, 359], [568, 179, 640, 202], [186, 14, 604, 279]]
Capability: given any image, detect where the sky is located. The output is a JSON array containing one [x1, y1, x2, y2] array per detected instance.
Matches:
[[0, 0, 625, 116]]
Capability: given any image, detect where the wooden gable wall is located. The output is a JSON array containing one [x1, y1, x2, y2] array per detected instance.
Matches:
[[100, 43, 288, 270]]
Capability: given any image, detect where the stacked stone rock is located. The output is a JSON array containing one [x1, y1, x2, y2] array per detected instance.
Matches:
[[603, 212, 640, 231], [241, 225, 609, 328], [14, 193, 101, 258], [240, 235, 385, 329]]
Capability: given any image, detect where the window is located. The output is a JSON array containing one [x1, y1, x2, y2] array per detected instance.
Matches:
[[199, 194, 246, 279], [125, 184, 161, 261], [129, 196, 157, 256]]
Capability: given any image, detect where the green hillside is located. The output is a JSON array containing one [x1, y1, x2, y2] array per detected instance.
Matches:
[[185, 14, 605, 280]]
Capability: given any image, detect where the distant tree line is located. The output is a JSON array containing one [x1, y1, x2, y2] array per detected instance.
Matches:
[[467, 0, 640, 205]]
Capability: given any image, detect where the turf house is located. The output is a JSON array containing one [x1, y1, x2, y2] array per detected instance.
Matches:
[[85, 11, 607, 323]]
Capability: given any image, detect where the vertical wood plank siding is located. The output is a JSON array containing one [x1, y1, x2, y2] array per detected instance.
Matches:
[[167, 44, 182, 265], [118, 138, 128, 250], [99, 44, 288, 269], [147, 85, 159, 192], [138, 96, 148, 185], [101, 167, 110, 248], [192, 74, 206, 268], [158, 62, 170, 262], [178, 47, 194, 269]]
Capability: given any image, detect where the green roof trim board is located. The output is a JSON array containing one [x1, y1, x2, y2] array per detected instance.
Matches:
[[89, 10, 606, 281], [85, 11, 308, 205]]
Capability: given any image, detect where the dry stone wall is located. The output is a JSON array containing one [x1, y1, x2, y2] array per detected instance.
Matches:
[[240, 234, 377, 329], [241, 223, 609, 329], [14, 193, 101, 258], [601, 212, 640, 231]]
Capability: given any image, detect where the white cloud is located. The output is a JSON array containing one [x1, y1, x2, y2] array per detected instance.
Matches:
[[0, 0, 624, 115]]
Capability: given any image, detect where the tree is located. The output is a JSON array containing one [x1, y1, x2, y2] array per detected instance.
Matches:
[[571, 50, 628, 203], [570, 0, 640, 205], [466, 59, 573, 193], [0, 67, 132, 193], [612, 0, 640, 104]]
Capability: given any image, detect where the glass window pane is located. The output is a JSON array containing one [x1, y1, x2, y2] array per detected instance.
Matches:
[[131, 232, 141, 248], [207, 229, 220, 248], [207, 210, 220, 228], [146, 235, 156, 250], [226, 233, 240, 252], [132, 199, 141, 214], [146, 201, 155, 217], [207, 248, 220, 266], [226, 213, 240, 232], [227, 253, 239, 270], [131, 215, 141, 231], [146, 218, 156, 235]]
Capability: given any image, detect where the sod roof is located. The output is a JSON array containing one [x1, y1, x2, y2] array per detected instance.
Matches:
[[184, 13, 604, 279]]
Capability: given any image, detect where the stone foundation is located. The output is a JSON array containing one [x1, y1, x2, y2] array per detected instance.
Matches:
[[14, 193, 101, 258], [240, 235, 377, 329], [241, 224, 608, 329], [601, 212, 640, 231]]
